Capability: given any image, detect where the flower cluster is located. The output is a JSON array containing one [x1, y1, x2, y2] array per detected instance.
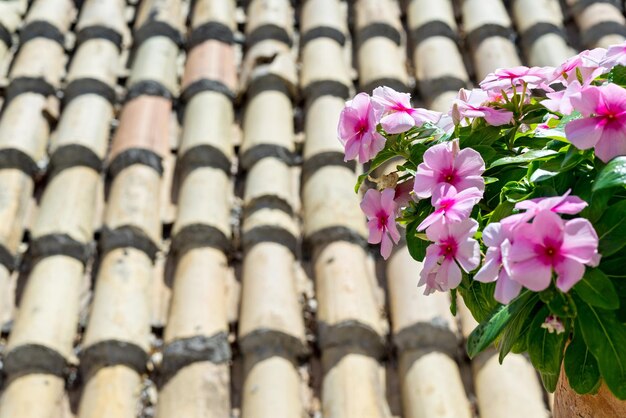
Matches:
[[337, 41, 626, 400], [414, 141, 485, 294], [475, 191, 599, 303], [341, 86, 448, 259]]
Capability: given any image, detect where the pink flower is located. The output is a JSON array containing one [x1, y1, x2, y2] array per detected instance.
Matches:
[[542, 80, 584, 115], [361, 188, 401, 259], [553, 48, 606, 85], [480, 66, 553, 93], [565, 83, 626, 162], [474, 222, 522, 304], [413, 140, 485, 199], [451, 88, 513, 126], [505, 210, 600, 293], [419, 219, 480, 295], [502, 189, 588, 228], [417, 185, 483, 231], [338, 93, 385, 163], [601, 42, 626, 69], [372, 86, 441, 134]]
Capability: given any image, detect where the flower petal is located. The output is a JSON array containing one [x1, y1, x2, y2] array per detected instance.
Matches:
[[367, 218, 383, 244], [423, 142, 454, 173], [555, 258, 585, 292], [456, 239, 480, 272], [510, 257, 553, 292], [474, 248, 501, 282], [561, 218, 599, 264], [417, 210, 444, 231], [565, 117, 604, 150], [380, 232, 393, 260], [380, 112, 416, 134], [380, 188, 397, 215], [436, 258, 462, 291], [454, 147, 486, 178], [413, 166, 438, 198], [425, 218, 448, 242], [494, 269, 522, 304], [593, 124, 626, 163], [360, 189, 382, 217]]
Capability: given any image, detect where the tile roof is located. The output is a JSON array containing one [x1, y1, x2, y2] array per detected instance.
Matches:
[[0, 0, 621, 416]]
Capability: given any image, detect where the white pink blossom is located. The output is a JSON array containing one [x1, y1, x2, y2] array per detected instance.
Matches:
[[505, 210, 600, 293], [338, 93, 385, 163], [565, 83, 626, 162], [451, 88, 513, 126], [417, 185, 483, 231], [419, 219, 480, 295], [361, 188, 401, 260], [371, 86, 441, 134], [413, 140, 485, 199], [474, 222, 522, 304]]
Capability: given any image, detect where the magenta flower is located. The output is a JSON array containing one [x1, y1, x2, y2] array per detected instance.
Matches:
[[565, 83, 626, 162], [361, 188, 401, 259], [505, 210, 600, 293], [338, 93, 385, 163], [413, 140, 485, 199], [451, 88, 513, 126], [372, 86, 441, 134], [474, 222, 522, 304], [480, 66, 553, 93], [417, 185, 483, 231], [502, 189, 588, 228], [419, 219, 480, 295]]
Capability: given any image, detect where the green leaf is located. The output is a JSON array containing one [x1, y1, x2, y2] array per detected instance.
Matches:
[[459, 124, 502, 148], [564, 324, 601, 395], [595, 200, 626, 257], [540, 372, 559, 393], [593, 156, 626, 192], [458, 279, 499, 323], [488, 201, 514, 223], [608, 65, 626, 86], [576, 298, 626, 399], [530, 168, 558, 183], [497, 293, 541, 363], [450, 289, 458, 316], [527, 306, 567, 392], [489, 150, 558, 169], [471, 145, 497, 164], [405, 220, 428, 262], [467, 291, 534, 358], [574, 268, 620, 310], [354, 172, 368, 193]]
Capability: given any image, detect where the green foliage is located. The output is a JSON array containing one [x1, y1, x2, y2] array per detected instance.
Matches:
[[466, 291, 535, 358], [576, 298, 626, 399], [594, 200, 626, 257], [593, 157, 626, 192], [564, 323, 601, 395], [573, 268, 620, 310], [527, 306, 568, 392], [405, 219, 428, 262]]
